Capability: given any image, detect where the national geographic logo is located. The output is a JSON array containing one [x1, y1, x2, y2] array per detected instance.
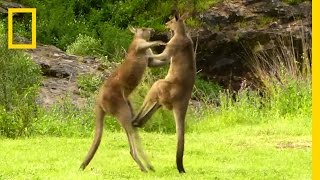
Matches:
[[8, 8, 36, 49]]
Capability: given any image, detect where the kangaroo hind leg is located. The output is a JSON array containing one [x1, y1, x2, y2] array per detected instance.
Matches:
[[173, 103, 188, 173], [132, 100, 161, 127], [117, 102, 153, 172]]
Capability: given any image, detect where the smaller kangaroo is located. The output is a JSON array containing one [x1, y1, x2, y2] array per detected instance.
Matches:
[[132, 13, 196, 173], [80, 27, 168, 172]]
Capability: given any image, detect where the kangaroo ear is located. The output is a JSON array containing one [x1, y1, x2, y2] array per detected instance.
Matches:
[[128, 26, 136, 33], [174, 14, 179, 20], [174, 12, 180, 21], [172, 7, 180, 20]]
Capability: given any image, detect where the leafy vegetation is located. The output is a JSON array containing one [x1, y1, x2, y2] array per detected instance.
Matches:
[[76, 73, 104, 97], [66, 34, 102, 56], [0, 26, 42, 138], [11, 0, 221, 61]]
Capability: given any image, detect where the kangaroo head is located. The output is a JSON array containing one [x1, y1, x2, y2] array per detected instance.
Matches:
[[129, 26, 155, 40], [165, 13, 188, 33]]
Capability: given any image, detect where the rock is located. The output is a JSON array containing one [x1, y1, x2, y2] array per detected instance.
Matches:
[[25, 45, 108, 107], [0, 1, 24, 16], [191, 0, 311, 90], [0, 7, 7, 14]]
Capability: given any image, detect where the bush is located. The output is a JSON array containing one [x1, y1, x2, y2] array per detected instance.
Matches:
[[193, 77, 222, 104], [77, 73, 103, 97], [0, 34, 42, 138], [66, 34, 102, 56], [17, 0, 222, 55], [97, 23, 132, 61]]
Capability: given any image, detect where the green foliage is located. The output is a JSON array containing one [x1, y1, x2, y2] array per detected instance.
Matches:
[[15, 0, 223, 57], [96, 23, 132, 60], [77, 73, 103, 97], [0, 20, 5, 35], [186, 17, 202, 28], [66, 34, 102, 56], [193, 77, 222, 103], [32, 97, 121, 137], [0, 35, 42, 138], [264, 78, 311, 116], [250, 36, 311, 116], [179, 0, 222, 13], [12, 14, 32, 40]]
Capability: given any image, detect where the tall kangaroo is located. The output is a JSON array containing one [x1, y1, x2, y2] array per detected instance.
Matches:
[[132, 14, 196, 173], [80, 27, 168, 172]]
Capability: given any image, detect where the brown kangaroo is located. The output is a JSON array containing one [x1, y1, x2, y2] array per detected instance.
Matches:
[[79, 27, 168, 172], [132, 14, 196, 173]]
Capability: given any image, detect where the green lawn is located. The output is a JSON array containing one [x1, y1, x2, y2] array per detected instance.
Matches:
[[0, 118, 311, 180]]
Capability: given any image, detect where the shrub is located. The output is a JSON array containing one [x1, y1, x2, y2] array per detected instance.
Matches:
[[0, 34, 42, 138], [66, 34, 102, 56], [77, 73, 103, 97], [97, 23, 132, 61], [17, 0, 222, 54], [193, 77, 222, 104]]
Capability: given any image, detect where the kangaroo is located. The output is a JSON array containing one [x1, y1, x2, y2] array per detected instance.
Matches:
[[80, 27, 168, 172], [132, 13, 196, 173]]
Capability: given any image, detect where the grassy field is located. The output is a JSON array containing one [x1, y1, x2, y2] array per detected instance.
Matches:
[[0, 116, 311, 180]]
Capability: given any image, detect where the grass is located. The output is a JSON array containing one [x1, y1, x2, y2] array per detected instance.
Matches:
[[0, 117, 311, 179]]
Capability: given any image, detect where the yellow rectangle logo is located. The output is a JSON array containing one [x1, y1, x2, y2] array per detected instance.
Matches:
[[8, 8, 36, 49]]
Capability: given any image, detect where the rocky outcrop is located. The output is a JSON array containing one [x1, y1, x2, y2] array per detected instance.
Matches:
[[25, 45, 110, 107], [154, 0, 311, 90], [194, 0, 311, 90]]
